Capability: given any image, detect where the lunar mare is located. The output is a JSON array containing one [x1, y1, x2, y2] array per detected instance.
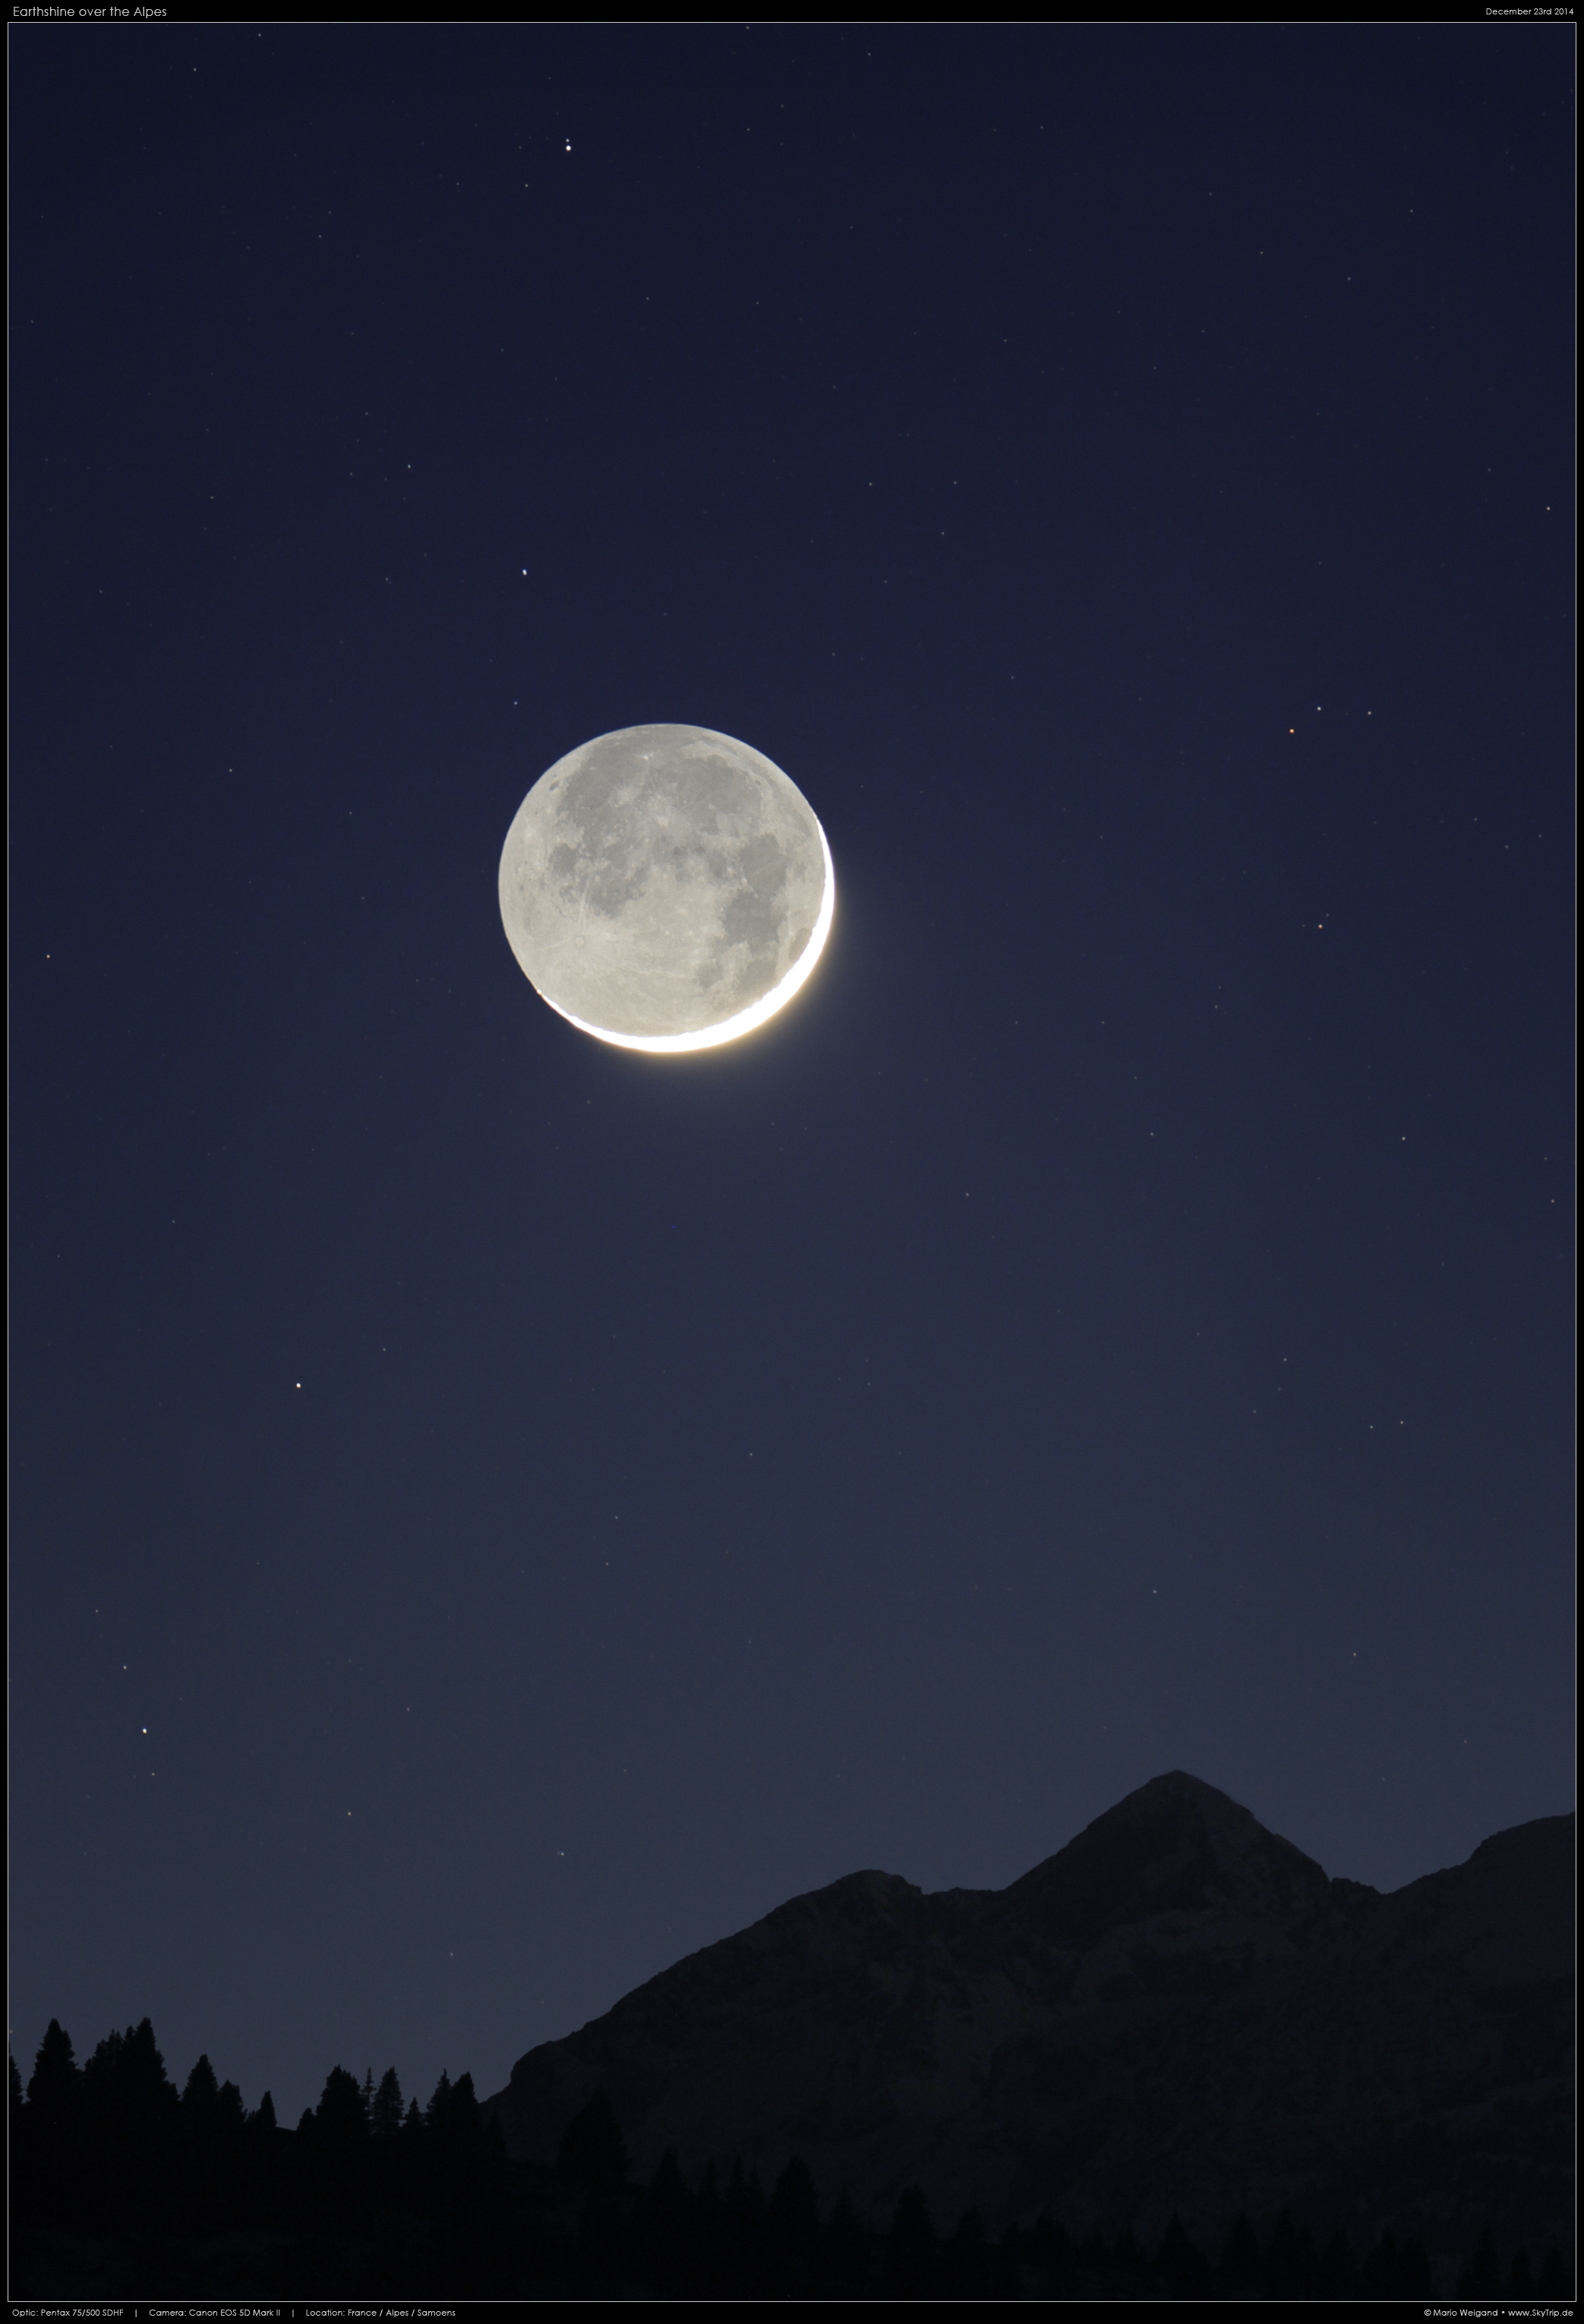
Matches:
[[498, 725, 834, 1052]]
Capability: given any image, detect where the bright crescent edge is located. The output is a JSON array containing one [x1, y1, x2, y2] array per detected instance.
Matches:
[[536, 817, 836, 1055]]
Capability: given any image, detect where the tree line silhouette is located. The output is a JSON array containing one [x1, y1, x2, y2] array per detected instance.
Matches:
[[11, 2016, 511, 2296], [11, 2018, 1573, 2300]]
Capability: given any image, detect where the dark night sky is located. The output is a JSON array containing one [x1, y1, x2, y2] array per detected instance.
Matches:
[[11, 26, 1573, 2130]]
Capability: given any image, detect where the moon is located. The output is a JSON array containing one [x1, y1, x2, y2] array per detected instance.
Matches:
[[498, 725, 835, 1053]]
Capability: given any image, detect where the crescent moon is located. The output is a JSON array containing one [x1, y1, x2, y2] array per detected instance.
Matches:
[[498, 725, 835, 1053]]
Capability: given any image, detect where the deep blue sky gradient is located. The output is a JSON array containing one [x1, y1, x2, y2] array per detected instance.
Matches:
[[11, 24, 1573, 2127]]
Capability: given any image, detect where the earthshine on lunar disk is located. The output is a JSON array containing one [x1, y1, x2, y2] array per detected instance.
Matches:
[[498, 725, 835, 1052]]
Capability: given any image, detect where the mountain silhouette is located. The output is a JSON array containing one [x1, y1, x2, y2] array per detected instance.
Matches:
[[484, 1773, 1573, 2266]]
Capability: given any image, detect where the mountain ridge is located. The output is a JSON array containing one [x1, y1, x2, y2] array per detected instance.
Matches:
[[483, 1772, 1573, 2264]]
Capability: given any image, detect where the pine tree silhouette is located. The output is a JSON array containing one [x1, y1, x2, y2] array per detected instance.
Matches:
[[1458, 2226, 1503, 2297], [885, 2183, 938, 2297], [691, 2160, 724, 2294], [180, 2054, 224, 2233], [23, 2020, 83, 2231], [822, 2185, 869, 2296], [766, 2156, 819, 2293], [423, 2067, 453, 2131], [25, 2019, 80, 2127], [942, 2206, 991, 2296], [1362, 2226, 1431, 2296], [548, 2092, 626, 2288], [448, 2069, 482, 2139], [9, 2049, 41, 2286], [317, 2063, 371, 2144], [80, 2018, 178, 2233], [182, 2054, 219, 2113], [409, 2067, 509, 2291], [1029, 2215, 1078, 2287], [371, 2067, 403, 2139], [305, 2065, 371, 2234], [723, 2158, 770, 2296], [246, 2091, 284, 2227], [1156, 2213, 1212, 2297], [1535, 2246, 1573, 2298], [556, 2089, 629, 2191], [1264, 2208, 1316, 2294], [1219, 2211, 1263, 2292], [991, 2221, 1024, 2300], [1317, 2227, 1357, 2297], [628, 2150, 692, 2296], [24, 2022, 80, 2223]]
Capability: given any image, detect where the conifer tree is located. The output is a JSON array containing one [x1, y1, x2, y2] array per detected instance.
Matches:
[[424, 2067, 453, 2136], [243, 2091, 282, 2227], [1365, 2227, 1432, 2297], [885, 2184, 937, 2297], [80, 2019, 178, 2232], [1536, 2247, 1572, 2298], [557, 2089, 629, 2190], [371, 2067, 403, 2139], [942, 2206, 991, 2297], [1156, 2214, 1211, 2298], [990, 2221, 1024, 2300], [767, 2156, 819, 2293], [26, 2018, 80, 2123], [182, 2053, 220, 2121], [399, 2088, 424, 2202], [180, 2054, 225, 2232], [822, 2185, 869, 2296], [314, 2064, 371, 2151], [1459, 2227, 1503, 2297], [1317, 2227, 1357, 2297], [23, 2021, 82, 2229], [629, 2150, 691, 2296], [719, 2158, 768, 2296], [1264, 2209, 1314, 2295], [1219, 2211, 1263, 2291], [306, 2066, 371, 2234], [448, 2070, 482, 2141]]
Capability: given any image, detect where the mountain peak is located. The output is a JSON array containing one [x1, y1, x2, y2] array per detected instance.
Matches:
[[483, 1782, 1570, 2264], [1000, 1770, 1334, 1943]]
